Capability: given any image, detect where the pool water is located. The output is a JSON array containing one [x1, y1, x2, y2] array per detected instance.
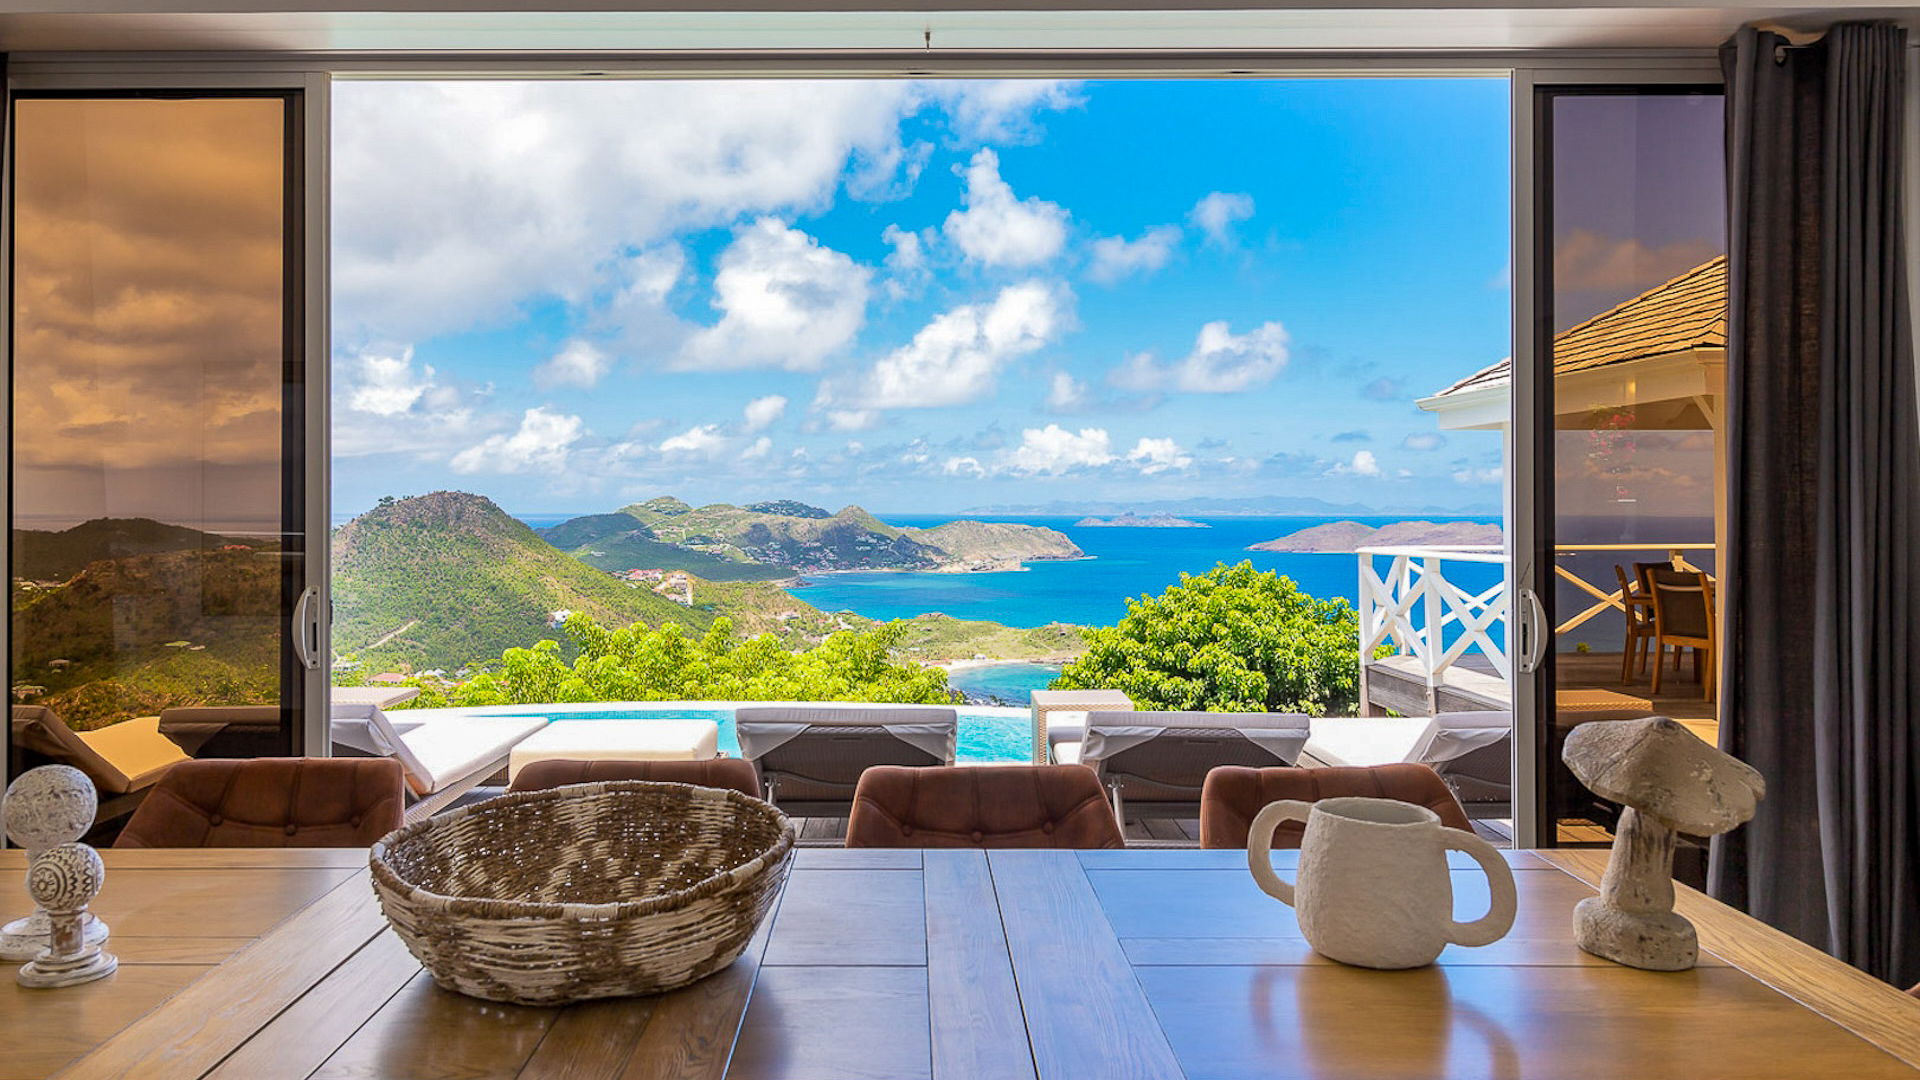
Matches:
[[499, 707, 1031, 763]]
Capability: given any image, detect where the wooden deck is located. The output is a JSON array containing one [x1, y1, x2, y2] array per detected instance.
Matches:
[[1365, 649, 1719, 725]]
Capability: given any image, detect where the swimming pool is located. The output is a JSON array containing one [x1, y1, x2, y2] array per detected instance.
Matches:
[[487, 705, 1033, 763]]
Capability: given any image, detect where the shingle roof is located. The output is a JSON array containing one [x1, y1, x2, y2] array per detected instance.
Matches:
[[1429, 254, 1727, 399]]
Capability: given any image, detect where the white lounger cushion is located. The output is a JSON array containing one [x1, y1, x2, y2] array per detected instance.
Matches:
[[332, 704, 547, 796], [1303, 712, 1511, 769], [507, 719, 719, 780], [1078, 710, 1312, 768]]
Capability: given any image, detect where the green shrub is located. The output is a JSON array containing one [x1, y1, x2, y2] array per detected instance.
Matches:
[[1051, 561, 1375, 716], [421, 614, 957, 707]]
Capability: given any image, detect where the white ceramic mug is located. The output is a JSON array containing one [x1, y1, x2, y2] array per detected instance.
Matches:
[[1247, 796, 1518, 969]]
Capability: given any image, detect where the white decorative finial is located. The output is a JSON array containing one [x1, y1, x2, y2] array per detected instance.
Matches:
[[2, 765, 111, 962], [17, 843, 117, 987]]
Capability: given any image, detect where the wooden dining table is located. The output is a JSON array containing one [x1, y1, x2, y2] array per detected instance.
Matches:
[[4, 845, 1918, 1079]]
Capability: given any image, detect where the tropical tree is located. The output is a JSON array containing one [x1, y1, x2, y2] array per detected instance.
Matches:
[[1050, 561, 1372, 715], [404, 614, 957, 707]]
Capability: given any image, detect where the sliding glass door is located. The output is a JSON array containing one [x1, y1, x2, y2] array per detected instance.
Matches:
[[1514, 76, 1727, 853], [8, 88, 321, 771]]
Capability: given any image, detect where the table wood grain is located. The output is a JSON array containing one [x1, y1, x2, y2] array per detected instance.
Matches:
[[3, 847, 1916, 1079]]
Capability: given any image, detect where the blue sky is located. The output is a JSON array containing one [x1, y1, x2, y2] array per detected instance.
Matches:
[[330, 78, 1510, 518]]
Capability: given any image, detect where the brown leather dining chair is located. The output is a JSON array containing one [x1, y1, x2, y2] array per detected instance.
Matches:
[[507, 756, 761, 798], [1198, 763, 1473, 849], [846, 765, 1125, 849], [115, 758, 405, 848]]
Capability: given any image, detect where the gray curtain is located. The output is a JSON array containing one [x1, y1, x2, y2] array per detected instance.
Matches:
[[1713, 22, 1920, 988]]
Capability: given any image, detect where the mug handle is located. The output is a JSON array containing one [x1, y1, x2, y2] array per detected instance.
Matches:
[[1441, 830, 1519, 947], [1246, 800, 1314, 907]]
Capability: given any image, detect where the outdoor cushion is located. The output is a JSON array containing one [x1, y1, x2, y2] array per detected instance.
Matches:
[[11, 707, 188, 795], [156, 705, 283, 756], [389, 715, 549, 795], [506, 718, 719, 781], [846, 764, 1124, 849], [331, 704, 546, 796], [115, 758, 405, 848], [508, 756, 761, 798], [1200, 763, 1473, 849]]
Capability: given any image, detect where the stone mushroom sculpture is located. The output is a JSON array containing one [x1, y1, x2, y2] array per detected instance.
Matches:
[[1562, 716, 1765, 971]]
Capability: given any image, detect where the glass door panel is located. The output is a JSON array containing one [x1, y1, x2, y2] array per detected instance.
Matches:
[[10, 92, 308, 767], [1536, 88, 1726, 854]]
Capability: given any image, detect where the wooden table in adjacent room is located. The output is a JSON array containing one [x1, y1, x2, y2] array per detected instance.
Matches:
[[4, 845, 1918, 1079]]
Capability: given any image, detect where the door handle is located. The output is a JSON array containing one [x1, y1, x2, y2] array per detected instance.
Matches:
[[1515, 586, 1548, 674], [292, 586, 322, 671]]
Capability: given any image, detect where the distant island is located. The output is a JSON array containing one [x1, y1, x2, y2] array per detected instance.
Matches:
[[1249, 519, 1503, 553], [544, 496, 1083, 576], [1074, 512, 1208, 529], [970, 495, 1500, 517]]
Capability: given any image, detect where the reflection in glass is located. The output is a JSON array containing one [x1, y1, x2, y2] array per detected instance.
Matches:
[[10, 97, 292, 754], [1546, 92, 1726, 847]]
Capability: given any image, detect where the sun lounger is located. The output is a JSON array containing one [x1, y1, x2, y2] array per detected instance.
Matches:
[[1304, 711, 1512, 816], [157, 705, 284, 757], [1067, 709, 1312, 822], [330, 703, 548, 822], [506, 718, 720, 781], [734, 705, 957, 815], [11, 706, 191, 824]]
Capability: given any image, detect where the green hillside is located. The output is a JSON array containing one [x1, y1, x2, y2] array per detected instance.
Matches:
[[545, 495, 1082, 574], [332, 491, 715, 671], [538, 512, 790, 581], [13, 517, 263, 582], [11, 547, 282, 729]]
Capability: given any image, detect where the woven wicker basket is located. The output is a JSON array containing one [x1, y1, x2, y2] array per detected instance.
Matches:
[[369, 779, 795, 1005]]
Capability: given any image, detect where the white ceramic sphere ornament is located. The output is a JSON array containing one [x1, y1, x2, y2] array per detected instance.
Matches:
[[18, 843, 117, 988], [2, 765, 110, 961]]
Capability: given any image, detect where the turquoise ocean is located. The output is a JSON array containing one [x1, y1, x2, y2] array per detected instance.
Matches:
[[500, 511, 1504, 706]]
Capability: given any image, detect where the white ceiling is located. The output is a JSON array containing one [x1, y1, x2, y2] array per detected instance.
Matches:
[[0, 3, 1911, 56]]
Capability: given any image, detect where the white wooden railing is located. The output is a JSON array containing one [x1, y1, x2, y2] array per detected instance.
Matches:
[[1358, 545, 1511, 690], [1356, 542, 1716, 697]]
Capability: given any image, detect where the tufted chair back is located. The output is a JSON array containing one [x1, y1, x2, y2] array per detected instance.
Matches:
[[1199, 763, 1473, 850], [115, 758, 405, 848], [846, 765, 1125, 849]]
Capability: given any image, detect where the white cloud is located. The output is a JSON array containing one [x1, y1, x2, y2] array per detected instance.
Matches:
[[1087, 225, 1181, 283], [681, 218, 870, 371], [882, 224, 924, 273], [1126, 436, 1193, 474], [1115, 320, 1290, 395], [347, 346, 433, 416], [943, 456, 987, 478], [943, 149, 1069, 268], [1190, 191, 1255, 246], [1046, 372, 1091, 412], [334, 345, 495, 459], [450, 406, 583, 475], [1175, 321, 1290, 392], [741, 436, 774, 460], [838, 280, 1071, 410], [742, 394, 789, 433], [1006, 425, 1114, 474], [1329, 450, 1382, 478], [659, 423, 728, 457], [533, 339, 613, 390], [1401, 432, 1446, 452], [332, 81, 929, 342], [929, 80, 1083, 144], [1453, 465, 1504, 485], [826, 409, 882, 432]]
